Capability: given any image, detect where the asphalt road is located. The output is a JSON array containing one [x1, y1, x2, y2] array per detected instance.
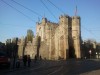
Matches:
[[1, 59, 100, 75]]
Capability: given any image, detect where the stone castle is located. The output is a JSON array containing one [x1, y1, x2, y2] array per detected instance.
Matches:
[[18, 14, 81, 60]]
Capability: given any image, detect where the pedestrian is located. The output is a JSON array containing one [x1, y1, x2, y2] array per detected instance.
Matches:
[[23, 55, 27, 67], [34, 55, 37, 63], [16, 59, 20, 68], [39, 55, 42, 60], [27, 55, 31, 67]]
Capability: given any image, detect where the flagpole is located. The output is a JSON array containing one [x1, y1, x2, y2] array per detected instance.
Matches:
[[75, 5, 77, 16]]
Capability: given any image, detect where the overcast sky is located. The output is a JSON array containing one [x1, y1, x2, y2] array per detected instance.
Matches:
[[0, 0, 100, 43]]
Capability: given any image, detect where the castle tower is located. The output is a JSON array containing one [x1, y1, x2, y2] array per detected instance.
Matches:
[[58, 15, 69, 59], [72, 16, 81, 58], [36, 17, 47, 41], [27, 29, 34, 42], [41, 17, 47, 41]]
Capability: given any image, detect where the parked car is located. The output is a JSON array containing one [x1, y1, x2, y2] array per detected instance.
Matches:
[[0, 51, 10, 68]]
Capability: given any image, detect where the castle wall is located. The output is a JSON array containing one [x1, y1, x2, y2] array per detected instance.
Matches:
[[24, 41, 35, 59], [39, 41, 49, 59], [18, 38, 24, 59], [18, 15, 81, 60], [18, 44, 23, 58], [36, 15, 81, 60], [36, 18, 58, 60]]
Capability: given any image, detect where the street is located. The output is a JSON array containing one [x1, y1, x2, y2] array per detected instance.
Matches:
[[1, 59, 100, 75]]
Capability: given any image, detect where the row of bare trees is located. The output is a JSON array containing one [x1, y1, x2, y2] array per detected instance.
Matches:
[[81, 39, 100, 59]]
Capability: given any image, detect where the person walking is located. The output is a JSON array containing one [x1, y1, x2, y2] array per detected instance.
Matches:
[[16, 59, 20, 68], [27, 55, 31, 67], [23, 55, 27, 67], [39, 55, 42, 60], [34, 55, 37, 63]]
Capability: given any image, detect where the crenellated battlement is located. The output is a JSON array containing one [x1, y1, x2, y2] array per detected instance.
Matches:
[[36, 17, 58, 26], [72, 16, 80, 19], [59, 14, 69, 19]]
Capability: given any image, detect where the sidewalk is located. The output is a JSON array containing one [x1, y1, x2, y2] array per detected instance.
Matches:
[[80, 69, 100, 75], [0, 60, 41, 74], [80, 59, 100, 75]]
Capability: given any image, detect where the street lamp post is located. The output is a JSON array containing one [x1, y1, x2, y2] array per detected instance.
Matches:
[[99, 53, 100, 59], [96, 52, 98, 59], [89, 50, 92, 59]]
